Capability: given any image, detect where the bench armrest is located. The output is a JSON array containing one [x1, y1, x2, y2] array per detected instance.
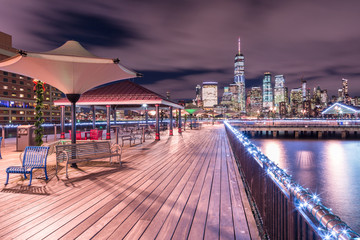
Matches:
[[110, 143, 122, 156]]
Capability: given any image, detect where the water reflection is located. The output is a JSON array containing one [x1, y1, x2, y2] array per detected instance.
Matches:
[[296, 151, 313, 169], [253, 139, 360, 233], [262, 141, 286, 168]]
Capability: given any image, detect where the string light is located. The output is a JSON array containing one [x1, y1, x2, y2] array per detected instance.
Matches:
[[224, 120, 360, 239]]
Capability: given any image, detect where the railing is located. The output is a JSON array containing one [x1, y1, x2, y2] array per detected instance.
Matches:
[[224, 121, 360, 240]]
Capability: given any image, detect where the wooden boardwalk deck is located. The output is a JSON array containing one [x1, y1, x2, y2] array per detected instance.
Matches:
[[0, 125, 259, 239]]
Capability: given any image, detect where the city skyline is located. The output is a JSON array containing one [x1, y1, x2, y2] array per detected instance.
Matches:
[[0, 0, 360, 99]]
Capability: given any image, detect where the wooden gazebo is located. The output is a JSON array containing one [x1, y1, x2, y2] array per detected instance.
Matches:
[[54, 80, 184, 141]]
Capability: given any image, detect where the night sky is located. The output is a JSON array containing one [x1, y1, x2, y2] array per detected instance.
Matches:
[[1, 0, 360, 100]]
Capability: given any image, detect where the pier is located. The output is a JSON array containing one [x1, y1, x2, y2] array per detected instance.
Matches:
[[0, 125, 259, 239]]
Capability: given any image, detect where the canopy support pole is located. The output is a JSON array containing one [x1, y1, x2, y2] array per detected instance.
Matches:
[[169, 106, 173, 136], [113, 106, 117, 125], [66, 94, 81, 144], [67, 94, 80, 168], [145, 108, 149, 125], [155, 104, 160, 141], [106, 105, 111, 139], [178, 109, 182, 134], [60, 105, 65, 139], [92, 105, 96, 129]]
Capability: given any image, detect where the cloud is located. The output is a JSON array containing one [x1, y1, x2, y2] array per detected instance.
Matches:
[[1, 0, 360, 99]]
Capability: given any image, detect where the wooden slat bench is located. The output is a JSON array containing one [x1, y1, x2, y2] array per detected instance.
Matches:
[[5, 146, 50, 186], [55, 141, 121, 178]]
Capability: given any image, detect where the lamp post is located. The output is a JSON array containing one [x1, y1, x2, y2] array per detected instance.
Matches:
[[142, 103, 148, 125]]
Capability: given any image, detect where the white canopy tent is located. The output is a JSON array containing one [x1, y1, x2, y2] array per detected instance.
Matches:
[[0, 40, 140, 143]]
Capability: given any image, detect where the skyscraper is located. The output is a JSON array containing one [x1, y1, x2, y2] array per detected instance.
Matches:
[[234, 37, 246, 113], [274, 75, 286, 113], [342, 78, 349, 104], [202, 82, 218, 108], [248, 87, 262, 116], [195, 84, 202, 107], [301, 79, 307, 101], [290, 88, 302, 116], [262, 72, 273, 110]]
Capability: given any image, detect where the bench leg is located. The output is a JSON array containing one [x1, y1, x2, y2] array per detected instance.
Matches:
[[66, 164, 69, 178], [29, 171, 33, 186], [24, 173, 27, 179], [5, 172, 9, 185], [44, 166, 48, 180]]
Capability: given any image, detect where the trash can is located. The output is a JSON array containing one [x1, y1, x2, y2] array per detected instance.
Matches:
[[16, 125, 36, 151]]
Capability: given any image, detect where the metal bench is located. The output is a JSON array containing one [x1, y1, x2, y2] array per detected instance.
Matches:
[[121, 132, 142, 147], [55, 141, 121, 178], [5, 146, 50, 186]]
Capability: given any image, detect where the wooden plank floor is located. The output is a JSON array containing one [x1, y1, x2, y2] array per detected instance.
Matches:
[[0, 125, 259, 240]]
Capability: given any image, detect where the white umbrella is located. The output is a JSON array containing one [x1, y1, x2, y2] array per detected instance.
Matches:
[[0, 40, 140, 143]]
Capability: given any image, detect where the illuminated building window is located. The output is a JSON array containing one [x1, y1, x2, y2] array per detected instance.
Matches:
[[46, 97, 50, 100], [20, 88, 24, 91], [12, 93, 17, 97], [20, 111, 24, 115], [19, 94, 24, 98], [11, 117, 16, 121], [19, 76, 24, 79], [12, 87, 16, 90], [3, 86, 8, 89]]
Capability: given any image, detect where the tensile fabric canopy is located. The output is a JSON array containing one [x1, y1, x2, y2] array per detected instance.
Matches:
[[0, 40, 140, 144]]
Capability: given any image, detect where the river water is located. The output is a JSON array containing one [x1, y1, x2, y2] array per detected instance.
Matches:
[[251, 138, 360, 233]]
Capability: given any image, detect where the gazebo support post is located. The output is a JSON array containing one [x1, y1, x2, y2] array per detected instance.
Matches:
[[106, 105, 111, 140], [155, 104, 160, 140], [178, 109, 182, 134], [67, 94, 81, 144], [60, 105, 65, 139], [113, 106, 117, 125], [92, 105, 96, 129], [145, 109, 149, 125], [169, 106, 173, 136]]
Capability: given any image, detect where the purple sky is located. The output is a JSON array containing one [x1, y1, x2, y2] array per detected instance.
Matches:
[[1, 0, 360, 100]]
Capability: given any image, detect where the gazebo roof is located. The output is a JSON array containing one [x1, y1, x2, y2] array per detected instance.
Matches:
[[54, 80, 183, 109], [321, 102, 360, 115]]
